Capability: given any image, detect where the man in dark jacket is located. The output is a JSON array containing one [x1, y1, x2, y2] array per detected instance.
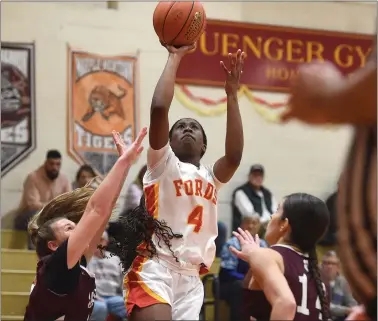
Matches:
[[231, 164, 277, 232]]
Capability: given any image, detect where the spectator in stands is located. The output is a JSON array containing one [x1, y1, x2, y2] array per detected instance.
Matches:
[[231, 164, 277, 232], [321, 251, 357, 321], [219, 214, 267, 320], [317, 187, 338, 258], [88, 231, 127, 321], [215, 221, 227, 257], [72, 164, 96, 190], [122, 164, 147, 213], [14, 150, 71, 247]]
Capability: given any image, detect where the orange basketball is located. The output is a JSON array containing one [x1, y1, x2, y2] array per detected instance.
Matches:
[[153, 1, 206, 47]]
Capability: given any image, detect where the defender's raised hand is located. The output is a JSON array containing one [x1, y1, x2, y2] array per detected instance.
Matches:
[[220, 49, 245, 95], [229, 227, 260, 262], [112, 127, 147, 163]]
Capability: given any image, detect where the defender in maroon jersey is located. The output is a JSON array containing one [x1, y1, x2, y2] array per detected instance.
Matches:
[[23, 129, 147, 321], [230, 193, 330, 321], [25, 238, 96, 321]]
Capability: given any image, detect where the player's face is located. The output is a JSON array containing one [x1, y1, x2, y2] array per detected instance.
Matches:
[[265, 201, 287, 246], [49, 218, 76, 251], [170, 118, 205, 159]]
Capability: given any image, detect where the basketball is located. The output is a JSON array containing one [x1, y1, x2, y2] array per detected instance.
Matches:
[[153, 1, 206, 47]]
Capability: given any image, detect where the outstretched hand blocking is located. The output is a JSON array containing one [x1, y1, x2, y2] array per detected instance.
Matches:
[[229, 227, 261, 262], [112, 127, 147, 163], [220, 49, 245, 95]]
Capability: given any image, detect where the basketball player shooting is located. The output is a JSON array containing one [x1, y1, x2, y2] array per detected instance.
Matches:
[[23, 128, 147, 321], [123, 45, 244, 321], [231, 193, 330, 321]]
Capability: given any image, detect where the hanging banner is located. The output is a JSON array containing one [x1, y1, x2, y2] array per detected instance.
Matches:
[[67, 47, 138, 175], [176, 19, 373, 92], [1, 42, 36, 177]]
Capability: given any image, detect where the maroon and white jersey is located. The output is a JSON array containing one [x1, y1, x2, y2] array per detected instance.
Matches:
[[243, 245, 328, 321]]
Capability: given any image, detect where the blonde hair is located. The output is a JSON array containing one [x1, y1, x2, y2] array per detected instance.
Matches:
[[28, 187, 95, 246], [27, 177, 106, 246]]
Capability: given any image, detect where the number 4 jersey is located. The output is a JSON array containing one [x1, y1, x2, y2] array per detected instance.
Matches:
[[143, 144, 223, 274]]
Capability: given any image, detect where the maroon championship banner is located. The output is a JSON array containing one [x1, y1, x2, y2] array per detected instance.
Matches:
[[176, 19, 374, 92]]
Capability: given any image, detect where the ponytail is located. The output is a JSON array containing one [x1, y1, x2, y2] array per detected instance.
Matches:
[[308, 248, 329, 321]]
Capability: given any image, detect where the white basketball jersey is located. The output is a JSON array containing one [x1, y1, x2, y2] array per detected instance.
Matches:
[[143, 144, 222, 274]]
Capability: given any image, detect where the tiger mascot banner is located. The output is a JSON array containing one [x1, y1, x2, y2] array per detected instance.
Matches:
[[67, 47, 138, 176]]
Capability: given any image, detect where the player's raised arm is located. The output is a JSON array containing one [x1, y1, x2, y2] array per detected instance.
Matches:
[[149, 44, 195, 154], [213, 49, 245, 183], [66, 127, 147, 269]]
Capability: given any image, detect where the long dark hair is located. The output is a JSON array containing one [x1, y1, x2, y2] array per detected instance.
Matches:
[[105, 195, 183, 273], [282, 193, 330, 321]]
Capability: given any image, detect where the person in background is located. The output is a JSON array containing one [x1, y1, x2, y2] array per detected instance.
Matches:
[[219, 214, 267, 321], [283, 44, 376, 321], [73, 165, 97, 190], [321, 251, 357, 321], [231, 164, 277, 232], [88, 231, 127, 321], [122, 164, 147, 213], [215, 221, 227, 257], [317, 187, 338, 259], [14, 150, 71, 247]]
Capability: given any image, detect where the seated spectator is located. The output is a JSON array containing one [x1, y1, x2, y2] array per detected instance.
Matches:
[[321, 251, 357, 321], [215, 221, 227, 257], [231, 164, 277, 232], [219, 214, 267, 320], [14, 150, 71, 247], [123, 164, 147, 213], [87, 232, 127, 321], [72, 164, 96, 190]]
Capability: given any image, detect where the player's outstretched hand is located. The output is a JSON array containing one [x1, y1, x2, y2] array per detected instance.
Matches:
[[112, 127, 147, 163], [220, 49, 245, 95], [161, 41, 197, 57], [230, 227, 260, 262], [281, 61, 346, 124]]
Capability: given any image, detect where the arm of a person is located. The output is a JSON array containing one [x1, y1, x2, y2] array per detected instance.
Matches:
[[66, 157, 132, 269], [343, 280, 357, 308], [213, 93, 244, 183], [23, 175, 45, 211], [330, 277, 358, 316], [148, 53, 183, 168], [234, 190, 255, 217], [248, 249, 297, 320], [84, 218, 109, 263], [339, 59, 377, 125]]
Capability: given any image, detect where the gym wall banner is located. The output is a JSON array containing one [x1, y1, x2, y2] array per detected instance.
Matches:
[[174, 19, 373, 119], [67, 47, 139, 176], [1, 42, 37, 177]]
